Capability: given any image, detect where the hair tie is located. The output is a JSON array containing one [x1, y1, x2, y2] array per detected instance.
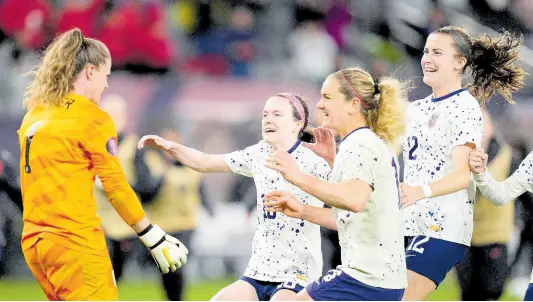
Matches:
[[374, 84, 379, 95]]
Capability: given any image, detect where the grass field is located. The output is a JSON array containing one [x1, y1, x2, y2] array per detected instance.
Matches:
[[0, 275, 522, 301]]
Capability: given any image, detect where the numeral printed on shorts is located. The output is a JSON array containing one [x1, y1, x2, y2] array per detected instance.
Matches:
[[407, 236, 430, 254], [323, 270, 342, 282]]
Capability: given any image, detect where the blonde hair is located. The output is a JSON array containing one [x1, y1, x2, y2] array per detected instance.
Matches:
[[24, 28, 110, 109], [335, 68, 408, 145]]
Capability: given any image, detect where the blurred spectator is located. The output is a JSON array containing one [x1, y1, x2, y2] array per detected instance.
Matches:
[[99, 0, 174, 72], [424, 1, 449, 36], [141, 125, 212, 301], [288, 20, 339, 86], [0, 148, 22, 275], [55, 0, 106, 38], [364, 22, 407, 74], [324, 0, 352, 50], [455, 109, 514, 301], [0, 0, 52, 52], [224, 6, 257, 77]]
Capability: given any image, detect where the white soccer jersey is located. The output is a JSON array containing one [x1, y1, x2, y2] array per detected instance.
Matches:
[[332, 127, 407, 289], [473, 151, 533, 206], [225, 140, 330, 286], [403, 89, 483, 245]]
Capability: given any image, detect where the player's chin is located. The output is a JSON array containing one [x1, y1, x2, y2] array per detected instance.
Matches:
[[422, 73, 438, 86], [320, 116, 332, 128], [262, 132, 277, 144]]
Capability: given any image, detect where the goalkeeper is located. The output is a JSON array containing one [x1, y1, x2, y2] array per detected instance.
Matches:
[[17, 28, 188, 301]]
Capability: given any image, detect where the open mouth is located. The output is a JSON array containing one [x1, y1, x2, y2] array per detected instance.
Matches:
[[424, 67, 437, 74], [264, 127, 276, 133]]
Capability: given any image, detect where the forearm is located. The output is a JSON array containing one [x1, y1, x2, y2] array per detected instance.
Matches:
[[473, 170, 526, 206], [302, 205, 337, 230], [428, 169, 470, 198], [166, 142, 209, 172], [131, 217, 151, 233], [295, 174, 363, 212], [167, 142, 228, 173], [325, 157, 335, 169], [105, 181, 147, 226]]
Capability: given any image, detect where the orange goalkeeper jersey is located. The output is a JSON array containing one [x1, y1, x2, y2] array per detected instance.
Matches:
[[18, 93, 146, 256]]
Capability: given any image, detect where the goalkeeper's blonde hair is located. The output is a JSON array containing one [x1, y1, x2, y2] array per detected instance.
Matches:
[[335, 68, 408, 146], [24, 28, 110, 109]]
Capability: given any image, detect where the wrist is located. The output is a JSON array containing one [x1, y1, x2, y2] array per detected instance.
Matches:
[[138, 224, 166, 249], [421, 184, 432, 199], [474, 167, 486, 176], [300, 204, 310, 220], [293, 171, 307, 187]]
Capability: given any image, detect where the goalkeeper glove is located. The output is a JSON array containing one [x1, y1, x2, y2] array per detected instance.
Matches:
[[138, 224, 188, 274]]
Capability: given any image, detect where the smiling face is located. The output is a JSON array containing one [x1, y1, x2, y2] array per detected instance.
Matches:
[[421, 32, 466, 90], [317, 74, 357, 133], [261, 96, 302, 145]]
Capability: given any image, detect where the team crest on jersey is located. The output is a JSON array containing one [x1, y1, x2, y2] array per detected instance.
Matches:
[[106, 137, 118, 156], [428, 112, 440, 128]]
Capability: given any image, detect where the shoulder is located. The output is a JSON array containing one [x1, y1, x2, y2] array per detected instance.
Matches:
[[451, 91, 480, 110], [407, 96, 431, 113], [298, 144, 329, 165], [341, 129, 382, 155]]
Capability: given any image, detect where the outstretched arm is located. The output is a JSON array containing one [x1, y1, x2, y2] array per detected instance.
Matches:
[[138, 135, 231, 173]]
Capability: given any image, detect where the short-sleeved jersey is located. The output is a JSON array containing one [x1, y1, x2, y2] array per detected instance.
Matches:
[[225, 140, 330, 286], [402, 89, 483, 245], [18, 93, 145, 256], [331, 127, 407, 289]]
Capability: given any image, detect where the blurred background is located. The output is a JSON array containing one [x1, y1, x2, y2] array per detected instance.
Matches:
[[1, 0, 533, 300]]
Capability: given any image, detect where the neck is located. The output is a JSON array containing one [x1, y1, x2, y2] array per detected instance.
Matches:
[[271, 138, 299, 152], [71, 85, 95, 104], [338, 118, 368, 139], [431, 78, 462, 99]]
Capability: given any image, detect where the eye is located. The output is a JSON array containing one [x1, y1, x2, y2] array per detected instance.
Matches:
[[274, 113, 281, 117]]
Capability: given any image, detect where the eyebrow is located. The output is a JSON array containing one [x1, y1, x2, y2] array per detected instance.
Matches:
[[425, 47, 444, 51]]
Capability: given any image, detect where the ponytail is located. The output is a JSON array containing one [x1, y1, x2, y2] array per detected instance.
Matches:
[[367, 78, 408, 145], [24, 28, 109, 108], [467, 31, 526, 105]]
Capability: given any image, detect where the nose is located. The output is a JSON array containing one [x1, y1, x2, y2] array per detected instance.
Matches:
[[316, 99, 324, 110], [421, 53, 430, 66]]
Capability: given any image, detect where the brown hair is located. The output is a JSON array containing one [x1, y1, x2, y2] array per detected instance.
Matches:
[[335, 68, 408, 145], [434, 26, 526, 105], [24, 28, 110, 109], [284, 94, 313, 143]]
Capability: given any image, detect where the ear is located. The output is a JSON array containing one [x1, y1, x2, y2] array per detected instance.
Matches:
[[347, 98, 359, 115], [85, 64, 95, 81], [454, 56, 467, 71], [294, 120, 304, 133]]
